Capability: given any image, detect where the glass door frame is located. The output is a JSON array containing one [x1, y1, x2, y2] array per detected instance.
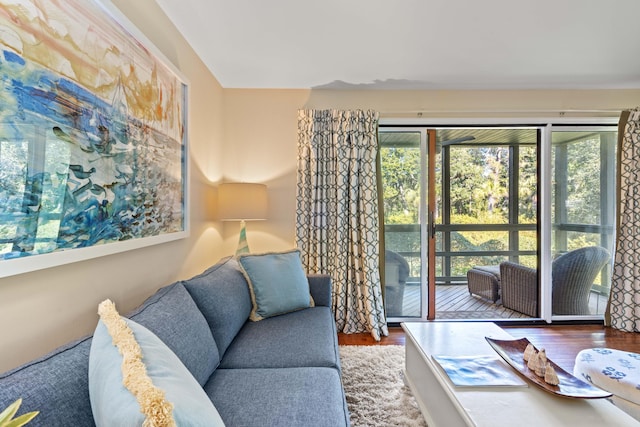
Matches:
[[544, 124, 619, 321], [381, 117, 619, 324], [426, 129, 436, 319], [379, 127, 429, 321], [429, 125, 542, 319]]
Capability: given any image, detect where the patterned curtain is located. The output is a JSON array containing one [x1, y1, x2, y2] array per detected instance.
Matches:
[[296, 109, 388, 340], [607, 108, 640, 331]]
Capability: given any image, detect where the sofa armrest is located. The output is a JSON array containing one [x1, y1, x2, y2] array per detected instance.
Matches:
[[307, 274, 332, 307]]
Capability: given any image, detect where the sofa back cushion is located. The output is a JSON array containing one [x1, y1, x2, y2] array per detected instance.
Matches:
[[183, 257, 252, 358], [0, 337, 96, 427], [127, 282, 219, 386]]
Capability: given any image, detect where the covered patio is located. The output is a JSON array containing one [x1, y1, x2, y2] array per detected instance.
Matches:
[[398, 284, 609, 320]]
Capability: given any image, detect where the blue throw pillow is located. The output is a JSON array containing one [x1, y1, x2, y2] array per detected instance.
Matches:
[[237, 249, 314, 321], [89, 300, 225, 427]]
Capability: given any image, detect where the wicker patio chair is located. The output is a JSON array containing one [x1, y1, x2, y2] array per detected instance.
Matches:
[[551, 246, 610, 315], [467, 265, 501, 303], [500, 246, 610, 317], [500, 262, 538, 317], [383, 250, 410, 317]]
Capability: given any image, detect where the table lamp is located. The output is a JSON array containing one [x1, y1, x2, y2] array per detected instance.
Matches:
[[218, 182, 268, 255]]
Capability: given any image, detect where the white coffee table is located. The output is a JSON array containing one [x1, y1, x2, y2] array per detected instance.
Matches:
[[402, 321, 640, 427]]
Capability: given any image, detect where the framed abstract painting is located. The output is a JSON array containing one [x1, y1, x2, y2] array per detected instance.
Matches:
[[0, 0, 189, 277]]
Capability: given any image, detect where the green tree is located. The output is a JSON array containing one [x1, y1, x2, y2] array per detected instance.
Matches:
[[381, 146, 420, 224]]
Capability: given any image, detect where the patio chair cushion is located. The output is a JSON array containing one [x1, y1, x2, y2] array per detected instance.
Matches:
[[473, 265, 501, 277]]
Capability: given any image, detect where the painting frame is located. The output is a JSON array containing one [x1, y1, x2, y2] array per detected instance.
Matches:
[[0, 0, 190, 278]]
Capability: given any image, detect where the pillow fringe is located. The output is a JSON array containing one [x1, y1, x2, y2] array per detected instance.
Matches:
[[98, 299, 176, 427]]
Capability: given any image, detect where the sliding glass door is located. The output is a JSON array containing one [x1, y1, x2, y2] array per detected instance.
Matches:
[[380, 123, 617, 322], [379, 130, 425, 318], [434, 128, 539, 319], [550, 128, 617, 316]]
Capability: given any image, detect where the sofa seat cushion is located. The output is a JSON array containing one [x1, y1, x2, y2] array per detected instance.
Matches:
[[205, 367, 349, 427], [183, 257, 252, 358], [127, 282, 219, 386], [220, 307, 340, 369], [0, 337, 95, 427]]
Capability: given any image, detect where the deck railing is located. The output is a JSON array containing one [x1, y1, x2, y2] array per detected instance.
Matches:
[[385, 222, 613, 294]]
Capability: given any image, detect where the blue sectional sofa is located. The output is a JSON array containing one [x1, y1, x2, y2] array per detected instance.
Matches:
[[0, 256, 350, 426]]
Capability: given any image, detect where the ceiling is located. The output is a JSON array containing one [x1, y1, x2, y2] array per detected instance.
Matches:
[[155, 0, 640, 90]]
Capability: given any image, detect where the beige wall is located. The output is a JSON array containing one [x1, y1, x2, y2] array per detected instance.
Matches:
[[0, 0, 227, 372], [1, 0, 639, 373], [224, 88, 640, 252]]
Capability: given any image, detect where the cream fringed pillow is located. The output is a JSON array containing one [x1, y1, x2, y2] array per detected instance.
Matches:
[[88, 299, 225, 427]]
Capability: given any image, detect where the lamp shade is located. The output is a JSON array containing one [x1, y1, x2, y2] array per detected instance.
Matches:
[[218, 183, 268, 221]]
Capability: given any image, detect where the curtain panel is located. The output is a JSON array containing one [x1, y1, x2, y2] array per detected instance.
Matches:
[[296, 109, 388, 340], [608, 108, 640, 331]]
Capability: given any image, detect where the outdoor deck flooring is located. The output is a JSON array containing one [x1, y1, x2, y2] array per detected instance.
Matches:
[[398, 284, 609, 320]]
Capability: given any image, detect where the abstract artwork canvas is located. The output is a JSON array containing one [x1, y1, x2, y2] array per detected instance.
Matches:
[[0, 0, 188, 276]]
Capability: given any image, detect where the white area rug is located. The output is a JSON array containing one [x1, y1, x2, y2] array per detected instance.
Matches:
[[339, 345, 427, 427]]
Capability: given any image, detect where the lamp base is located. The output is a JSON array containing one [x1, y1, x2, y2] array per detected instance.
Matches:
[[235, 220, 250, 255]]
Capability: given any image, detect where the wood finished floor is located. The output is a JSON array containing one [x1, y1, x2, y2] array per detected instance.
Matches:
[[338, 324, 640, 372]]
